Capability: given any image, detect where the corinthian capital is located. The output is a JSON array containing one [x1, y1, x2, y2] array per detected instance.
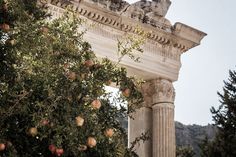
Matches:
[[141, 78, 175, 107]]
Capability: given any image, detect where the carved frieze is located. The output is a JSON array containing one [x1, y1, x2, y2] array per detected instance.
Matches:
[[121, 0, 172, 31], [130, 0, 171, 17], [141, 79, 175, 107], [87, 0, 129, 13], [121, 4, 145, 21]]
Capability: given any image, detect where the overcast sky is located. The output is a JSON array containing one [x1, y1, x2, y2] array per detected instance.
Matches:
[[126, 0, 236, 125]]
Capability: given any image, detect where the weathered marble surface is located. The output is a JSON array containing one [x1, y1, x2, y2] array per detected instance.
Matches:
[[86, 0, 171, 16]]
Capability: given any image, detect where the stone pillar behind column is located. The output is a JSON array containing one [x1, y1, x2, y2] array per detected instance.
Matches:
[[142, 79, 176, 157], [128, 107, 152, 157]]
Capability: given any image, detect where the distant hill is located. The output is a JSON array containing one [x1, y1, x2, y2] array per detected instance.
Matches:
[[175, 121, 217, 156], [119, 118, 217, 157]]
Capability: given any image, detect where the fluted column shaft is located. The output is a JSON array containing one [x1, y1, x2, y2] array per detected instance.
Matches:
[[152, 103, 175, 157]]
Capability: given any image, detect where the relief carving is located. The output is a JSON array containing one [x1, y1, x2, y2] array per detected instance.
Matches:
[[155, 79, 175, 101], [83, 0, 171, 17], [86, 0, 129, 13], [122, 0, 172, 30], [142, 79, 175, 107], [122, 5, 145, 21], [132, 0, 171, 17], [82, 0, 172, 30]]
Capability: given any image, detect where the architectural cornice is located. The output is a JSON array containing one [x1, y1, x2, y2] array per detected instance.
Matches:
[[39, 0, 206, 81], [39, 0, 206, 53]]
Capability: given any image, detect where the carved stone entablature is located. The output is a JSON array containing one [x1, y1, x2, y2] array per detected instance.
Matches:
[[39, 0, 206, 81], [141, 79, 175, 107], [39, 0, 206, 54]]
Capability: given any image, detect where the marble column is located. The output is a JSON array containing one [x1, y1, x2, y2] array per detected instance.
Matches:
[[142, 79, 175, 157], [152, 103, 175, 157]]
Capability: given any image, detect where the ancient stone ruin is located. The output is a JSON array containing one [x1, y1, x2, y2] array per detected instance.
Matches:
[[39, 0, 206, 156]]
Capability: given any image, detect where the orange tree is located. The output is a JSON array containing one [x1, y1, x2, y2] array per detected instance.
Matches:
[[0, 0, 145, 156]]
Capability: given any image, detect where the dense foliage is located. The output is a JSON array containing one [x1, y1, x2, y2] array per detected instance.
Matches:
[[200, 69, 236, 157], [0, 0, 145, 156], [176, 146, 195, 157]]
